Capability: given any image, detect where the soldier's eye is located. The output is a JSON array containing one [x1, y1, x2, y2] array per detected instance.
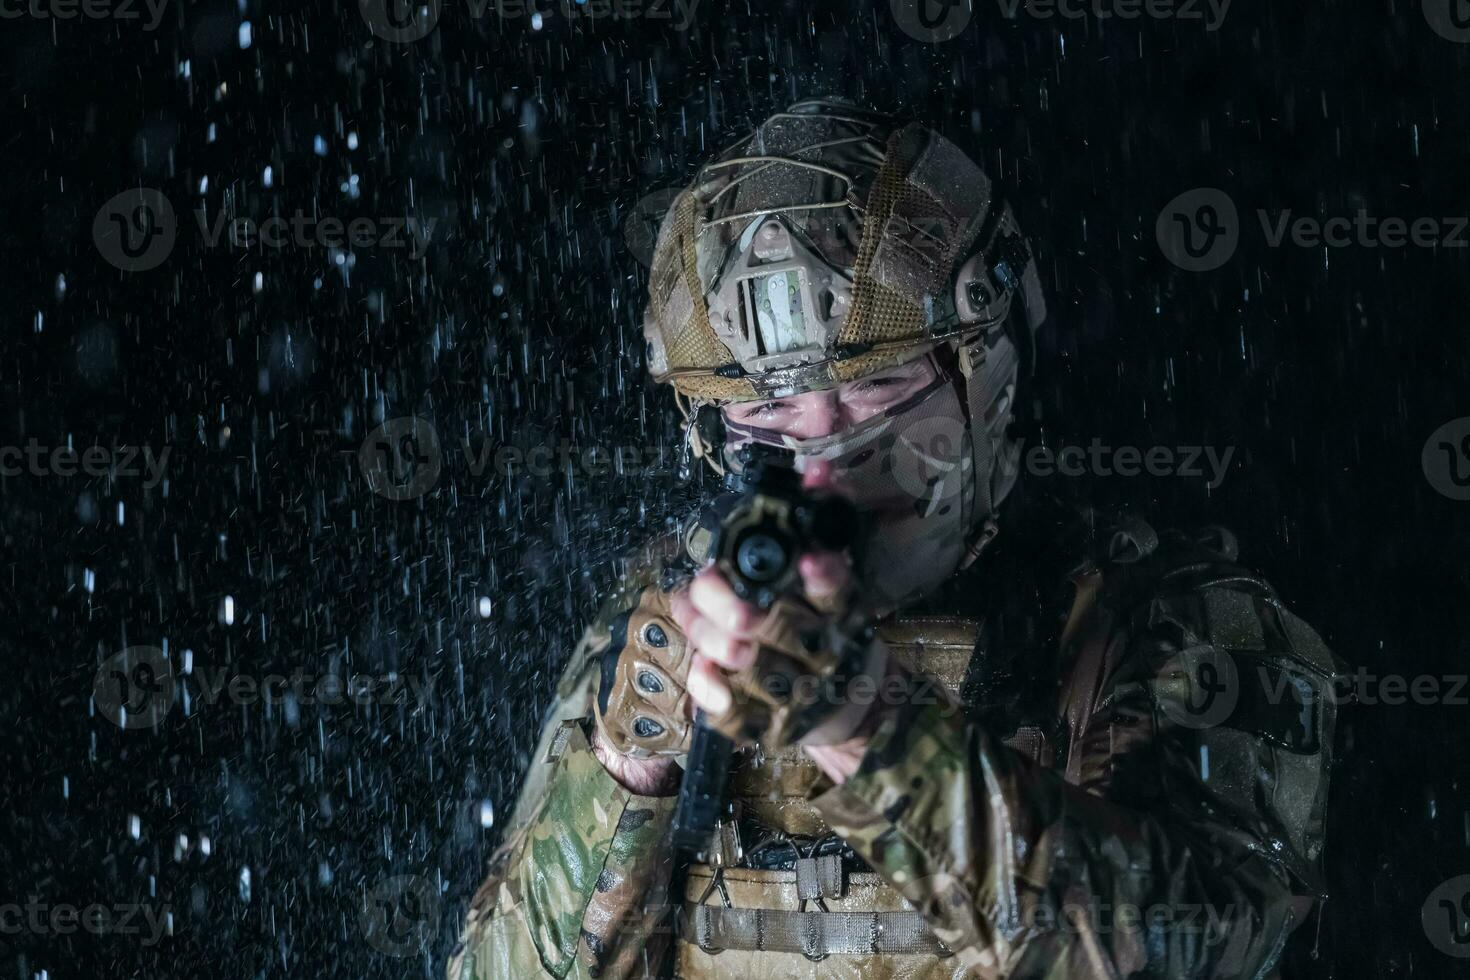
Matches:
[[738, 400, 787, 421], [642, 623, 668, 647], [633, 717, 664, 739], [636, 670, 664, 694]]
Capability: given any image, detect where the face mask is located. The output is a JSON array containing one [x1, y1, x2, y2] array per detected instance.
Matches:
[[722, 367, 977, 611]]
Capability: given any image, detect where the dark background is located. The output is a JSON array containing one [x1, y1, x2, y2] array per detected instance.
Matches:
[[2, 0, 1468, 976]]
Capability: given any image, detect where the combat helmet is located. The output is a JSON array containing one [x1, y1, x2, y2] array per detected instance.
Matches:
[[642, 98, 1048, 599]]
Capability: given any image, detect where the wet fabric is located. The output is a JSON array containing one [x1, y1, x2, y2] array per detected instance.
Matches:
[[446, 517, 1341, 980]]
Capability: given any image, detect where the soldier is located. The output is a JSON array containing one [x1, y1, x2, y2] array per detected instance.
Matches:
[[448, 99, 1339, 979]]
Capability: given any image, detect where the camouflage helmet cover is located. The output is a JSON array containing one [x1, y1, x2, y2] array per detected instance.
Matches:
[[642, 98, 1047, 403]]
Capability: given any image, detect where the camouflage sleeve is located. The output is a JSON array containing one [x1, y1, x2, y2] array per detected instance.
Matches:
[[812, 580, 1339, 980], [447, 714, 677, 980], [449, 536, 689, 980]]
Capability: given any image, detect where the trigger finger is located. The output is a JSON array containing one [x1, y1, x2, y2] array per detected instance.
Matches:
[[687, 656, 733, 718]]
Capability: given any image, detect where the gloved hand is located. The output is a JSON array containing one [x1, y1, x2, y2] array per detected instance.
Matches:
[[670, 547, 891, 756], [593, 584, 697, 759]]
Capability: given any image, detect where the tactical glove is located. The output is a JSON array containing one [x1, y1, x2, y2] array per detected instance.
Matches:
[[594, 586, 696, 758], [706, 594, 890, 752]]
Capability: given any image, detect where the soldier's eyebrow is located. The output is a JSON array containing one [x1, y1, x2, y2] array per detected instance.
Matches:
[[848, 359, 930, 389]]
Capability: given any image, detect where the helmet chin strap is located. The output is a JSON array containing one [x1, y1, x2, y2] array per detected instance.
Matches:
[[674, 392, 726, 482], [933, 340, 1008, 570]]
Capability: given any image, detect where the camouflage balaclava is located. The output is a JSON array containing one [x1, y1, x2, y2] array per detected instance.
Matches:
[[643, 98, 1046, 608]]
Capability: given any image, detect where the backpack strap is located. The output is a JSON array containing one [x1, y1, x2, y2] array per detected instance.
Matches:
[[1056, 520, 1268, 789]]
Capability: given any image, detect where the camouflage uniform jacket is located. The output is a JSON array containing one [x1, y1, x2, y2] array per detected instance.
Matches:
[[447, 518, 1340, 979]]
